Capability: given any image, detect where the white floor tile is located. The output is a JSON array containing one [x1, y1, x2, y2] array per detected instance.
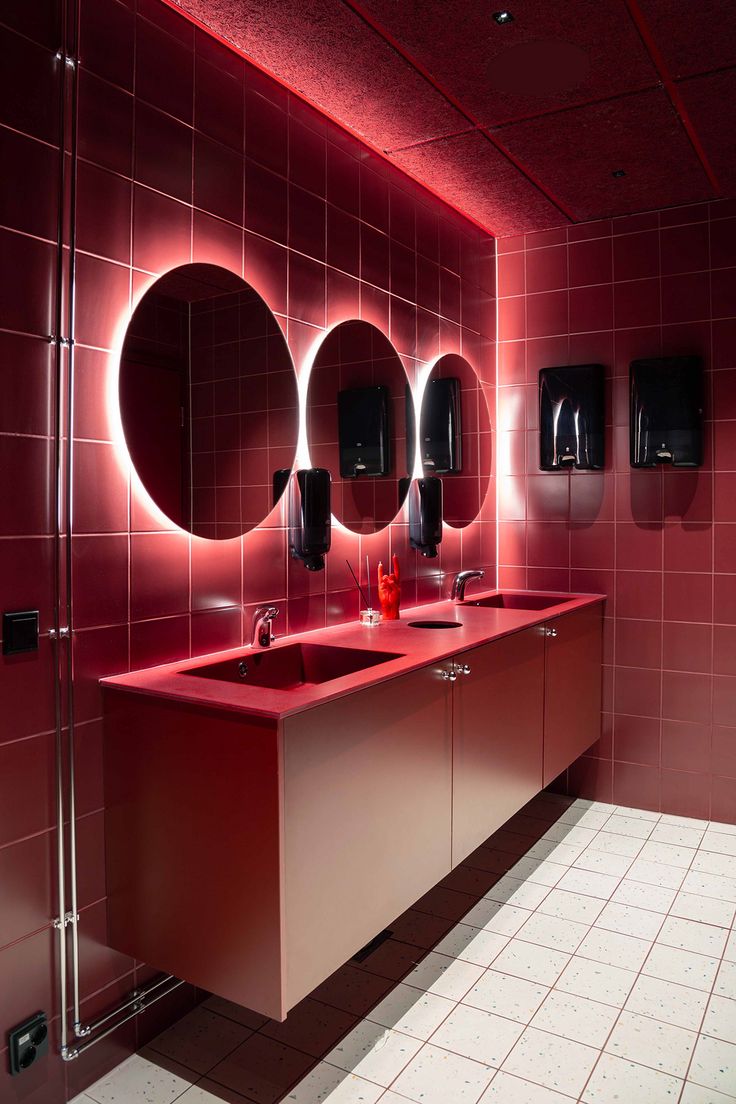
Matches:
[[726, 931, 736, 963], [657, 916, 729, 958], [573, 849, 633, 879], [671, 891, 736, 928], [516, 911, 589, 954], [679, 1081, 736, 1104], [433, 922, 508, 968], [484, 875, 552, 912], [390, 1042, 495, 1104], [701, 831, 736, 857], [537, 888, 607, 925], [502, 1026, 599, 1098], [83, 1056, 194, 1104], [638, 839, 697, 869], [506, 857, 568, 887], [595, 901, 664, 940], [605, 815, 655, 839], [610, 879, 676, 913], [703, 995, 736, 1046], [577, 926, 651, 972], [531, 990, 618, 1048], [604, 1009, 696, 1077], [490, 938, 570, 987], [558, 806, 613, 831], [542, 822, 598, 847], [147, 1007, 251, 1075], [325, 1021, 421, 1087], [581, 1053, 682, 1103], [625, 974, 708, 1031], [479, 1070, 574, 1103], [716, 960, 736, 999], [525, 839, 584, 866], [660, 814, 709, 830], [616, 806, 661, 822], [693, 851, 736, 879], [284, 1063, 384, 1103], [643, 943, 720, 992], [404, 952, 484, 1002], [556, 957, 637, 1007], [463, 969, 549, 1023], [366, 984, 456, 1041], [682, 870, 736, 904], [650, 823, 706, 848], [462, 898, 534, 936], [689, 1034, 736, 1096], [590, 831, 644, 858], [430, 1003, 523, 1066], [627, 858, 687, 890], [556, 867, 620, 900]]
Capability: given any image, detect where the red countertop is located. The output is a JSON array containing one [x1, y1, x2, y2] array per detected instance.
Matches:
[[101, 590, 605, 721]]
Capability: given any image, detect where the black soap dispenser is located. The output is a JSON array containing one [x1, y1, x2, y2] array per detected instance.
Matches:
[[408, 476, 443, 558], [630, 356, 703, 467], [539, 364, 605, 471], [288, 468, 331, 571]]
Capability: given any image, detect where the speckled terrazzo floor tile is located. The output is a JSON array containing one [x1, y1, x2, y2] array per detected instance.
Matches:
[[403, 951, 484, 1002], [657, 916, 729, 958], [479, 1069, 575, 1103], [324, 1020, 422, 1088], [576, 925, 651, 971], [462, 968, 549, 1023], [147, 1007, 253, 1075], [594, 900, 664, 940], [604, 1009, 697, 1077], [536, 888, 607, 924], [716, 960, 736, 999], [515, 910, 589, 954], [461, 897, 534, 936], [389, 1042, 495, 1104], [281, 1062, 384, 1103], [610, 879, 677, 912], [432, 921, 509, 967], [260, 998, 357, 1059], [429, 1003, 523, 1067], [489, 937, 570, 986], [671, 891, 736, 928], [689, 1035, 736, 1096], [501, 1025, 598, 1098], [581, 1053, 682, 1103], [483, 875, 551, 911], [624, 974, 708, 1031], [530, 990, 619, 1048], [83, 1055, 195, 1104], [703, 995, 736, 1046], [556, 956, 637, 1007], [643, 943, 720, 992], [679, 1079, 736, 1103], [366, 982, 456, 1041], [589, 830, 645, 858]]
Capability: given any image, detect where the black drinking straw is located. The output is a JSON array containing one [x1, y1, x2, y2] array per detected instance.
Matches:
[[346, 559, 370, 609]]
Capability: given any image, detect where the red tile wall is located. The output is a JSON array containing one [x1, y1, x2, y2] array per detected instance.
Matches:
[[0, 1, 494, 1100], [497, 200, 736, 822]]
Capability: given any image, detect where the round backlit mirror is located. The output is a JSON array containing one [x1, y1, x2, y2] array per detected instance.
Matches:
[[119, 263, 298, 539], [417, 353, 491, 528], [306, 321, 411, 535]]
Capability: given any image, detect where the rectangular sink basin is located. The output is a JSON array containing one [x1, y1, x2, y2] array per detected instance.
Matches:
[[468, 592, 572, 611], [186, 643, 403, 691]]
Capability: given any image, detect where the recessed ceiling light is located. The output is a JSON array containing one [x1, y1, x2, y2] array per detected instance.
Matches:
[[612, 169, 626, 178], [492, 11, 514, 24]]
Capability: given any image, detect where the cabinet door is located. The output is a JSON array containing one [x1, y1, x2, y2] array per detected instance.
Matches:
[[282, 663, 452, 1010], [543, 604, 603, 787], [452, 628, 545, 866]]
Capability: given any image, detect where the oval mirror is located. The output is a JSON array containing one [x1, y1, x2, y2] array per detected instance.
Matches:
[[417, 353, 491, 528], [306, 321, 411, 535], [119, 263, 298, 540]]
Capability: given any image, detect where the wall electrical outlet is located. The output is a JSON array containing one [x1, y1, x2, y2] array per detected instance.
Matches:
[[8, 1012, 48, 1076]]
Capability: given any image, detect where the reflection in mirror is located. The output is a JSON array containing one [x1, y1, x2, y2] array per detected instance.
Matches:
[[418, 354, 491, 528], [306, 321, 410, 535], [119, 264, 298, 540]]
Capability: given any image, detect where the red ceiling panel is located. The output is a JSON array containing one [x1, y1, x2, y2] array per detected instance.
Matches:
[[678, 69, 736, 194], [391, 131, 567, 237], [496, 89, 714, 222], [352, 0, 659, 131], [168, 0, 465, 150], [636, 0, 736, 79], [168, 0, 735, 235]]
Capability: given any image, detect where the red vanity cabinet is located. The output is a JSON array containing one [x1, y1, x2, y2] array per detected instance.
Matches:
[[451, 626, 546, 865], [102, 600, 603, 1019], [104, 661, 452, 1019], [542, 603, 603, 787]]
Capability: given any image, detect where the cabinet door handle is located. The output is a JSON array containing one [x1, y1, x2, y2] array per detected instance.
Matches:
[[545, 627, 558, 638], [441, 668, 457, 681], [457, 664, 471, 675]]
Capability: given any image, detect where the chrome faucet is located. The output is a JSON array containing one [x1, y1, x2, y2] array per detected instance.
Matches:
[[251, 605, 279, 648], [451, 569, 485, 603]]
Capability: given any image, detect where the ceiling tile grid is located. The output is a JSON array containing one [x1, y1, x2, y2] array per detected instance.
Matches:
[[169, 0, 735, 236]]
